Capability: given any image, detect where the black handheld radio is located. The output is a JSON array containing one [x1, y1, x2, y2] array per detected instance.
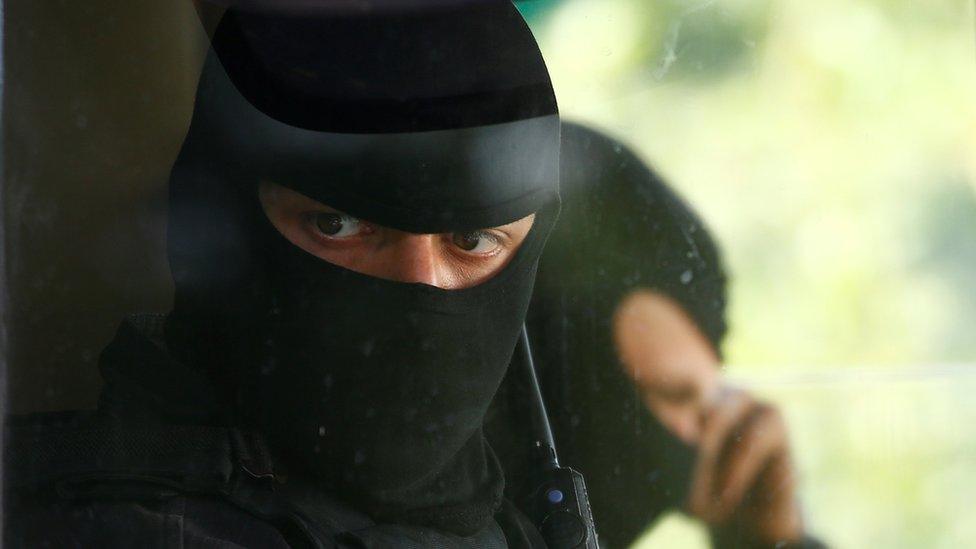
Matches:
[[518, 326, 600, 549]]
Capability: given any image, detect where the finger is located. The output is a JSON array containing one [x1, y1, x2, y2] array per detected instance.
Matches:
[[711, 404, 787, 522], [685, 388, 753, 520], [749, 452, 804, 542], [687, 389, 752, 516]]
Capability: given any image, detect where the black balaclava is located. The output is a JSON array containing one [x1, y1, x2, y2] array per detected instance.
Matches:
[[164, 2, 559, 536], [487, 121, 726, 547], [516, 122, 727, 548]]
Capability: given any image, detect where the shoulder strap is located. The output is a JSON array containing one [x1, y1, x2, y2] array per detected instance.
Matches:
[[4, 413, 271, 496], [5, 413, 339, 547]]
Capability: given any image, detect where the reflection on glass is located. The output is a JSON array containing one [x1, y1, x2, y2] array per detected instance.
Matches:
[[524, 0, 976, 547]]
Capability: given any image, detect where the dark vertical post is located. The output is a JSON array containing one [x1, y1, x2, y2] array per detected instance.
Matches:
[[0, 0, 7, 535]]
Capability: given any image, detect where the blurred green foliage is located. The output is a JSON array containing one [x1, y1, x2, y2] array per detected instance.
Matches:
[[524, 0, 976, 546], [526, 0, 976, 369]]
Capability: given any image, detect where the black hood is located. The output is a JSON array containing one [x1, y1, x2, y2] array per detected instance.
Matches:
[[163, 1, 559, 536]]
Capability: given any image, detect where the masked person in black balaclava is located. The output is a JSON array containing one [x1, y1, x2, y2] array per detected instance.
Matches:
[[488, 120, 725, 546], [490, 122, 823, 549], [5, 2, 561, 547]]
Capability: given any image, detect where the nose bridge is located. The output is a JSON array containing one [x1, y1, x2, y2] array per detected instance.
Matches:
[[391, 233, 442, 287]]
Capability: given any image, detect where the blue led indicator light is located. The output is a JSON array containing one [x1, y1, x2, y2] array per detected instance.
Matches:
[[546, 489, 564, 504]]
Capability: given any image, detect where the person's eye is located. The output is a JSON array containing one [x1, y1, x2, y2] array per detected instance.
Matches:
[[451, 230, 502, 255], [309, 212, 365, 238]]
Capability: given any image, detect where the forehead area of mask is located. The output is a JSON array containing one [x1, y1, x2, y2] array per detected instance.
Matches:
[[189, 52, 559, 234], [184, 4, 561, 233], [263, 116, 560, 234], [211, 4, 557, 133]]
